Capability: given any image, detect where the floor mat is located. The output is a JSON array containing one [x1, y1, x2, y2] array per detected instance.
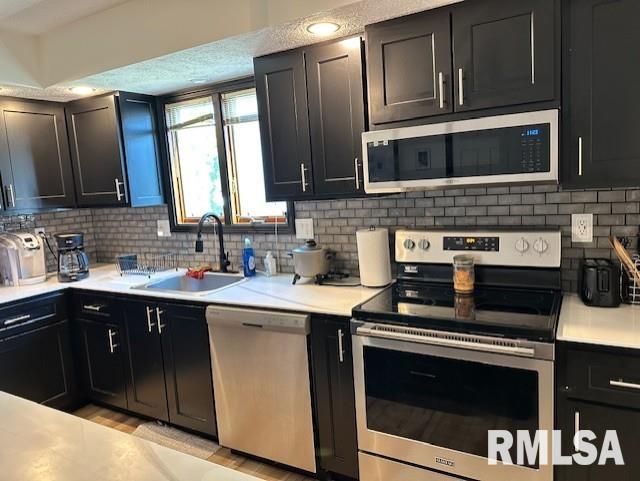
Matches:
[[132, 422, 220, 459]]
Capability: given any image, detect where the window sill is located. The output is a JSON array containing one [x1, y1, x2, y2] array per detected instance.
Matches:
[[170, 222, 295, 235]]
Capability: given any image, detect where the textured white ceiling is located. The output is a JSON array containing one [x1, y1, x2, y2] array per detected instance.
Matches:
[[0, 0, 129, 34], [0, 0, 461, 101]]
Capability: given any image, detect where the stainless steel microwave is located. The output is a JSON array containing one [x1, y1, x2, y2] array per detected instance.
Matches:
[[362, 110, 559, 193]]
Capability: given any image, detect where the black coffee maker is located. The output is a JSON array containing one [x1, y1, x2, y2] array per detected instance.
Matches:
[[54, 233, 89, 282]]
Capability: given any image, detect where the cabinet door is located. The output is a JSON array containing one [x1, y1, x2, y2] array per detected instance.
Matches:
[[123, 301, 168, 421], [75, 318, 127, 409], [0, 98, 75, 210], [558, 399, 640, 480], [306, 37, 366, 196], [255, 50, 313, 200], [366, 9, 453, 124], [66, 95, 128, 207], [453, 0, 557, 112], [563, 0, 640, 188], [311, 317, 358, 478], [117, 92, 164, 206], [0, 321, 77, 410], [159, 303, 216, 436]]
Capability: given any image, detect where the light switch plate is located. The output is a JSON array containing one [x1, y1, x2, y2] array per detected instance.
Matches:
[[157, 219, 171, 237], [295, 218, 314, 240], [572, 213, 593, 243]]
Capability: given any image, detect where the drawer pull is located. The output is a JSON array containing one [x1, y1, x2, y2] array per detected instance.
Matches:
[[83, 304, 104, 312], [609, 379, 640, 391], [4, 314, 31, 326]]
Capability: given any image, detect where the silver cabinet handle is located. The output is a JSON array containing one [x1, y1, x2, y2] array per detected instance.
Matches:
[[83, 304, 103, 312], [146, 306, 156, 333], [337, 328, 345, 363], [156, 307, 165, 334], [4, 314, 30, 326], [354, 157, 361, 189], [115, 178, 126, 201], [458, 68, 464, 106], [610, 379, 640, 391], [578, 137, 583, 176], [438, 72, 445, 109], [574, 411, 580, 450], [300, 163, 307, 193], [108, 329, 119, 354], [6, 184, 15, 208]]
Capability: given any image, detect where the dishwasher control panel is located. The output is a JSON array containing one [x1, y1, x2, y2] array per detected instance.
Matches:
[[206, 305, 310, 335]]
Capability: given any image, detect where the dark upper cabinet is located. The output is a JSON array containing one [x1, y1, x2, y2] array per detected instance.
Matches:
[[123, 300, 169, 421], [306, 37, 366, 196], [562, 0, 640, 189], [452, 0, 557, 112], [311, 317, 358, 479], [366, 9, 453, 124], [0, 98, 75, 210], [75, 318, 128, 409], [255, 50, 313, 201], [160, 303, 217, 436], [0, 321, 77, 410], [66, 92, 163, 207]]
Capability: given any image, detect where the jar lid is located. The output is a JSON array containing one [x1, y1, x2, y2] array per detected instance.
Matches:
[[453, 254, 474, 266]]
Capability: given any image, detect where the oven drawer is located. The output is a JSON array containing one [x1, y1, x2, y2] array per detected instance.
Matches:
[[73, 291, 121, 321], [359, 453, 459, 481], [564, 347, 640, 409]]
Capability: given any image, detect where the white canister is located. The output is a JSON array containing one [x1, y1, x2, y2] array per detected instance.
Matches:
[[356, 227, 392, 287]]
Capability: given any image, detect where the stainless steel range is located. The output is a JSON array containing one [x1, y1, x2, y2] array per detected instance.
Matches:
[[351, 229, 562, 481]]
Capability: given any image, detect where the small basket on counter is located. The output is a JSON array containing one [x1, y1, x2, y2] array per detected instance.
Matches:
[[115, 252, 179, 277]]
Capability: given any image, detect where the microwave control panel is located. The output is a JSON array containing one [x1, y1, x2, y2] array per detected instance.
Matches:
[[520, 126, 546, 173]]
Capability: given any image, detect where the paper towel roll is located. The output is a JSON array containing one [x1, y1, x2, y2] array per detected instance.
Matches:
[[356, 227, 392, 287]]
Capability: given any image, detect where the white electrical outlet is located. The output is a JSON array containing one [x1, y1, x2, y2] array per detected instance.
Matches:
[[34, 227, 46, 236], [572, 213, 593, 243], [295, 218, 314, 240], [157, 219, 171, 237]]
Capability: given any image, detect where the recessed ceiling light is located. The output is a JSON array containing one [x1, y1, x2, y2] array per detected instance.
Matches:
[[69, 86, 95, 95], [307, 22, 340, 36], [190, 78, 207, 84]]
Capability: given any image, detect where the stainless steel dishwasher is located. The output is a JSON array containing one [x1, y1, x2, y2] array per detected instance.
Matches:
[[206, 305, 316, 473]]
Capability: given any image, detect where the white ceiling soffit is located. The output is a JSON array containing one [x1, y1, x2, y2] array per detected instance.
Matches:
[[0, 0, 130, 35], [77, 0, 460, 97]]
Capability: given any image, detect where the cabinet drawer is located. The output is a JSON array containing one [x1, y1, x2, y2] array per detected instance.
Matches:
[[0, 293, 67, 337], [73, 292, 121, 321], [565, 348, 640, 409]]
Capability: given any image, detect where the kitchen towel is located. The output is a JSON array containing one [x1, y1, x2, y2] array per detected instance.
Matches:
[[356, 227, 392, 287]]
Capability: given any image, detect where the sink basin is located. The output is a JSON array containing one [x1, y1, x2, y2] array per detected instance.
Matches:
[[136, 272, 245, 294]]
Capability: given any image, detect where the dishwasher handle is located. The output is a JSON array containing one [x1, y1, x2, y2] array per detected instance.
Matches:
[[206, 305, 310, 335]]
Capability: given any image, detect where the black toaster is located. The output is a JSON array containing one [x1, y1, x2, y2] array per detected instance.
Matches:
[[580, 259, 621, 307]]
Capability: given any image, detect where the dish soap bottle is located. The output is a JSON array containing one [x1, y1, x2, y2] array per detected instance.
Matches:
[[264, 251, 277, 277], [242, 237, 256, 277]]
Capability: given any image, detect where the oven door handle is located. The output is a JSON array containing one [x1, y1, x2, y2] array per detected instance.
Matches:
[[356, 323, 536, 358]]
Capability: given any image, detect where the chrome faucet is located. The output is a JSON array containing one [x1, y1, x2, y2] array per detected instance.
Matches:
[[195, 213, 231, 273]]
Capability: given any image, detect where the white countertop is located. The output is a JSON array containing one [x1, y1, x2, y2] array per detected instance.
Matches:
[[0, 265, 383, 317], [557, 294, 640, 350], [0, 391, 259, 481]]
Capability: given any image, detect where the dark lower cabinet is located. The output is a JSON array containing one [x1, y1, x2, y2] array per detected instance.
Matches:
[[161, 303, 217, 436], [75, 318, 128, 409], [123, 300, 169, 421], [0, 97, 75, 210], [562, 0, 640, 188], [255, 50, 313, 201], [0, 321, 77, 409], [311, 316, 358, 479], [306, 37, 366, 196], [452, 0, 557, 112], [366, 8, 453, 124], [557, 342, 640, 480]]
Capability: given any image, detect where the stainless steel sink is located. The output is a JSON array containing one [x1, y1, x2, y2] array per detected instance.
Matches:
[[136, 272, 245, 294]]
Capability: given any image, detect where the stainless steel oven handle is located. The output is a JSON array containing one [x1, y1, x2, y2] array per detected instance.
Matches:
[[610, 379, 640, 391], [356, 324, 536, 358]]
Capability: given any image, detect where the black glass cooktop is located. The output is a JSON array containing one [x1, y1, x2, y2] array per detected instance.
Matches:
[[353, 281, 562, 342]]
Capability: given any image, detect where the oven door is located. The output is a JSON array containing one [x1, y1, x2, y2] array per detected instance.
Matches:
[[353, 323, 553, 481]]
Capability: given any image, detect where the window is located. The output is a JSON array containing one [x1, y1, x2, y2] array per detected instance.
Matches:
[[163, 83, 290, 231]]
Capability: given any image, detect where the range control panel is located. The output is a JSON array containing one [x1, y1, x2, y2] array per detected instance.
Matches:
[[395, 229, 561, 268]]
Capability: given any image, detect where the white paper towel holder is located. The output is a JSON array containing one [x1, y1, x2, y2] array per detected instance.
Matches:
[[356, 226, 392, 288]]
